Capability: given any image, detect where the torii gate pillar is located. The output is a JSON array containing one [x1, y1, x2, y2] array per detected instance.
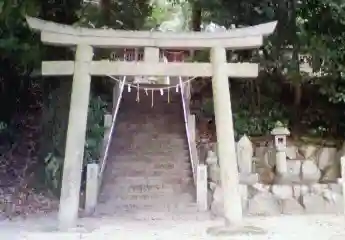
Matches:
[[211, 47, 243, 224], [58, 44, 93, 230]]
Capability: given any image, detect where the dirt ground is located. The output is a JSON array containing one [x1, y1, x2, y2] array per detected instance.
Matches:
[[1, 213, 345, 239]]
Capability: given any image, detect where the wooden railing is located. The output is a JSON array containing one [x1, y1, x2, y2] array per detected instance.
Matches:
[[84, 77, 126, 215]]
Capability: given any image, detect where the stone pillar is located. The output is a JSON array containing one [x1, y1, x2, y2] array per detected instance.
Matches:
[[236, 135, 254, 208], [210, 47, 243, 224], [85, 163, 99, 215], [144, 47, 159, 62], [58, 44, 93, 230], [271, 122, 290, 176], [144, 47, 159, 83], [196, 164, 208, 211], [104, 114, 112, 128], [341, 156, 345, 214], [237, 135, 253, 174]]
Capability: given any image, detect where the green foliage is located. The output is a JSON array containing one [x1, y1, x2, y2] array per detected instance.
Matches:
[[44, 153, 63, 192], [186, 0, 345, 137], [200, 98, 213, 118], [200, 97, 288, 140], [0, 0, 41, 123], [41, 87, 107, 195], [144, 5, 173, 29], [233, 106, 288, 140], [84, 96, 107, 164], [78, 0, 153, 29]]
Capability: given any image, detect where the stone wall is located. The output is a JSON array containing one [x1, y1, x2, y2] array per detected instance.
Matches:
[[211, 183, 343, 216], [198, 133, 345, 216], [254, 143, 343, 184]]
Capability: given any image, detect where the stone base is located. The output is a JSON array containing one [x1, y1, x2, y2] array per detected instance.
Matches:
[[207, 223, 266, 236]]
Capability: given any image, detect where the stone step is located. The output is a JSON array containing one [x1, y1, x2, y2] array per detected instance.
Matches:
[[109, 151, 189, 158], [117, 113, 183, 118], [109, 166, 192, 174], [110, 176, 194, 185], [112, 131, 186, 138], [110, 151, 189, 157], [130, 134, 186, 139], [111, 169, 192, 178], [113, 143, 185, 147], [111, 133, 186, 138], [98, 186, 194, 203], [108, 169, 192, 175], [111, 144, 188, 151], [111, 145, 188, 151], [112, 142, 188, 147], [101, 190, 194, 202], [116, 120, 184, 125], [129, 211, 211, 221], [90, 211, 212, 222], [104, 181, 192, 192], [107, 161, 191, 170], [111, 134, 186, 138], [115, 122, 185, 127], [109, 157, 189, 163], [106, 164, 192, 172], [102, 192, 194, 204], [101, 182, 177, 194], [95, 202, 199, 215], [107, 158, 191, 165], [108, 153, 190, 159]]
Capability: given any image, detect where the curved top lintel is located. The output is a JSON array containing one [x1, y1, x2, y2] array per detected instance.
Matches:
[[26, 16, 277, 49]]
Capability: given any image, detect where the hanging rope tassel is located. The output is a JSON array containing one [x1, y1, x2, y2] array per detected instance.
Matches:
[[151, 89, 154, 108], [136, 83, 140, 102], [175, 84, 179, 93], [160, 88, 164, 96], [145, 88, 148, 96], [127, 84, 131, 92]]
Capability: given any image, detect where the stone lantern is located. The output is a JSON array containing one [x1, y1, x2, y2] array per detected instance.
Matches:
[[271, 122, 290, 176]]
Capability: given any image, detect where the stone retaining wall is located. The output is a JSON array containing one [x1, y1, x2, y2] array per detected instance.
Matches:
[[201, 140, 344, 185], [211, 183, 344, 217], [197, 132, 345, 216], [254, 144, 343, 184]]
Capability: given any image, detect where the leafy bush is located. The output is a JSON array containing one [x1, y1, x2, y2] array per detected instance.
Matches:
[[84, 96, 107, 164], [200, 97, 288, 140], [40, 82, 107, 196], [232, 106, 288, 139]]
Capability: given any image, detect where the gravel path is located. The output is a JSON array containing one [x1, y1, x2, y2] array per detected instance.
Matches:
[[1, 214, 345, 239]]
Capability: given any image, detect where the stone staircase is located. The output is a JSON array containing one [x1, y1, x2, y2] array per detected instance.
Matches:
[[95, 88, 208, 220]]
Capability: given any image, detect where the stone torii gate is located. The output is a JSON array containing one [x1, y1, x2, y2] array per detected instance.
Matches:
[[25, 16, 277, 230]]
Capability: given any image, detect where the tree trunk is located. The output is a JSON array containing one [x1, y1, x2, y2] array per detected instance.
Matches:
[[291, 0, 302, 131], [191, 0, 201, 31], [100, 0, 111, 25]]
